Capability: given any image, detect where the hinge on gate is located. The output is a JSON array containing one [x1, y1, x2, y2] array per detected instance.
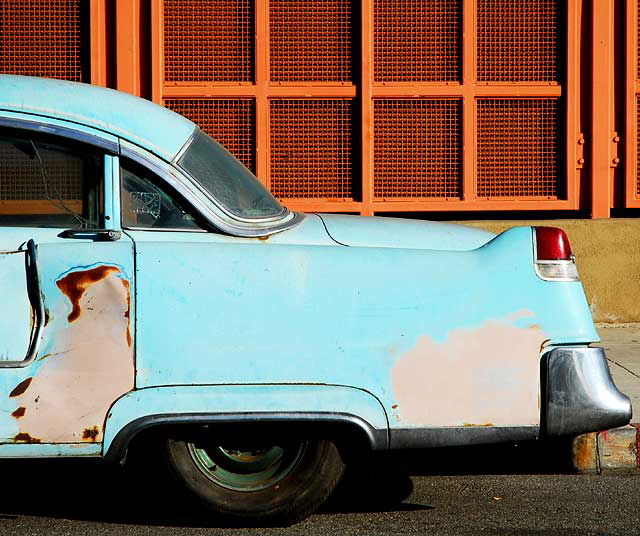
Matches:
[[576, 133, 585, 169], [611, 132, 620, 168]]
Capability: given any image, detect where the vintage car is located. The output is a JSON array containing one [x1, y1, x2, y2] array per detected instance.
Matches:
[[0, 75, 632, 524]]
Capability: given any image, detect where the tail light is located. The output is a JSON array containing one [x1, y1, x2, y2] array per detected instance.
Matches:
[[533, 227, 579, 281]]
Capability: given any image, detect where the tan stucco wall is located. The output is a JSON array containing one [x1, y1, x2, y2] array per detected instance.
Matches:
[[454, 219, 640, 323]]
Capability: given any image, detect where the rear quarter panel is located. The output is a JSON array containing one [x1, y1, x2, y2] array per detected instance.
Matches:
[[130, 225, 597, 430]]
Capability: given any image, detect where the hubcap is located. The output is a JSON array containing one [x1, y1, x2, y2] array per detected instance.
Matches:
[[188, 440, 306, 492]]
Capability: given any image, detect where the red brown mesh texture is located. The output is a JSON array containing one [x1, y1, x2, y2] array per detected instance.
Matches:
[[373, 99, 461, 198], [637, 97, 640, 195], [270, 0, 352, 82], [270, 99, 353, 199], [374, 0, 461, 82], [477, 0, 558, 82], [164, 0, 253, 82], [477, 98, 559, 197], [165, 99, 255, 172], [0, 0, 82, 80]]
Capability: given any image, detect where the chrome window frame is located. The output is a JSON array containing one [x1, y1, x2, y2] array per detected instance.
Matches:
[[121, 139, 304, 238]]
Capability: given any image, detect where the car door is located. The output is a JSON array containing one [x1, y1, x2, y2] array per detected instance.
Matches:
[[0, 120, 135, 451]]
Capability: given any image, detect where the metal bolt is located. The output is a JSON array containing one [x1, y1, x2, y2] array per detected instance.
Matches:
[[613, 136, 620, 143], [578, 138, 585, 145], [577, 158, 585, 165], [613, 157, 620, 164]]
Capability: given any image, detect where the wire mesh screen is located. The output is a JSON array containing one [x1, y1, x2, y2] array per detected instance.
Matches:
[[163, 0, 253, 83], [164, 99, 256, 172], [477, 98, 560, 198], [637, 96, 640, 195], [0, 0, 83, 80], [270, 0, 353, 82], [477, 0, 559, 82], [373, 99, 461, 198], [270, 99, 354, 199], [374, 0, 461, 82]]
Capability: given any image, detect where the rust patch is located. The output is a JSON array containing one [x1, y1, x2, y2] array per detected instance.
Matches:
[[391, 404, 398, 409], [463, 423, 494, 427], [56, 266, 119, 322], [121, 279, 131, 347], [82, 427, 99, 442], [11, 407, 26, 419], [14, 432, 40, 443], [9, 377, 32, 398]]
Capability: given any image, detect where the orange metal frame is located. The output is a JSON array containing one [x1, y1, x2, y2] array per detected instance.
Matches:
[[92, 0, 601, 216], [625, 0, 640, 208]]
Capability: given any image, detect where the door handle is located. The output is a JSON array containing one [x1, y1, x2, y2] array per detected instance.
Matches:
[[59, 229, 122, 241]]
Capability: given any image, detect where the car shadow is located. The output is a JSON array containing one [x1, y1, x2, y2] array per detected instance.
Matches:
[[0, 439, 574, 528]]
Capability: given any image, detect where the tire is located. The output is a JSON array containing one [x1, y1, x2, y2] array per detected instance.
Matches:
[[165, 435, 345, 525]]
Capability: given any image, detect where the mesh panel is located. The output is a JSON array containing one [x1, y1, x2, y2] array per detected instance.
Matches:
[[164, 99, 255, 172], [163, 0, 253, 82], [270, 0, 352, 82], [373, 99, 461, 198], [374, 0, 461, 82], [477, 0, 558, 82], [637, 97, 640, 195], [0, 0, 82, 80], [270, 99, 354, 199], [477, 98, 559, 197]]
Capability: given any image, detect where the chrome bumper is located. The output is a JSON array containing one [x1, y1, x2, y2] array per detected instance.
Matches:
[[544, 346, 632, 436]]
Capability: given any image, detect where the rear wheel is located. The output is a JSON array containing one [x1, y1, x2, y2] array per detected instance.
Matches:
[[165, 435, 345, 525]]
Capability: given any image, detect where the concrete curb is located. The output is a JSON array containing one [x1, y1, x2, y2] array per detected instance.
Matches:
[[572, 425, 640, 474]]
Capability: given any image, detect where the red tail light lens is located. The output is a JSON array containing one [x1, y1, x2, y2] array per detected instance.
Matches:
[[534, 227, 572, 261]]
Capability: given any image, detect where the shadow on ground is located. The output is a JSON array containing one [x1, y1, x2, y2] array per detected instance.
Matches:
[[0, 438, 574, 527]]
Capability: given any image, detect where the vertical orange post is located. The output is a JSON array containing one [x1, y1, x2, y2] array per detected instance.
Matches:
[[565, 0, 580, 208], [150, 0, 163, 105], [461, 0, 477, 203], [360, 0, 374, 216], [590, 0, 613, 218], [90, 0, 108, 87], [255, 0, 270, 187], [115, 0, 141, 96]]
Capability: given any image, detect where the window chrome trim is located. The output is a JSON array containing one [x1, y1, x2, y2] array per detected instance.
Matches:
[[120, 141, 304, 238], [172, 128, 289, 225], [0, 116, 119, 154]]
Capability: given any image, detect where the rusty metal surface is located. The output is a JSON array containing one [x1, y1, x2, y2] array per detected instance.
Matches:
[[374, 0, 461, 82], [476, 98, 559, 198], [164, 98, 255, 172], [163, 0, 253, 83], [269, 99, 354, 199], [270, 0, 353, 83], [0, 0, 83, 81], [477, 0, 559, 83], [373, 99, 461, 199]]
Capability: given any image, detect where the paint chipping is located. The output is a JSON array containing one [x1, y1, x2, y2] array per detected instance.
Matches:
[[9, 377, 32, 398], [17, 267, 134, 443], [14, 433, 40, 443], [82, 427, 99, 442], [391, 312, 545, 427], [56, 265, 119, 322], [121, 279, 132, 347], [11, 407, 26, 419]]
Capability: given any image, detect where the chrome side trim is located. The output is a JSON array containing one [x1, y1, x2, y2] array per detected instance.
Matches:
[[104, 411, 388, 465], [0, 240, 45, 369], [390, 426, 539, 449], [0, 116, 119, 154], [543, 346, 632, 436], [120, 142, 305, 238]]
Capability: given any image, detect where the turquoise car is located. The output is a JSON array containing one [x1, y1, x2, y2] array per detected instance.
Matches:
[[0, 75, 631, 525]]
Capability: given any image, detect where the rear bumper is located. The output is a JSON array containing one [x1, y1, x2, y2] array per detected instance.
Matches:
[[544, 346, 632, 436]]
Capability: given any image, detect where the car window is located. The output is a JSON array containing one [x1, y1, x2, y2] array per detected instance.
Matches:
[[0, 129, 102, 228], [120, 158, 203, 231]]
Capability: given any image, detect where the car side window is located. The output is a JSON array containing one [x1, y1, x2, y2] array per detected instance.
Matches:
[[0, 129, 102, 228], [120, 158, 202, 231]]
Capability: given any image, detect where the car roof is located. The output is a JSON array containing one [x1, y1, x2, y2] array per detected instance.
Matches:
[[0, 75, 196, 161]]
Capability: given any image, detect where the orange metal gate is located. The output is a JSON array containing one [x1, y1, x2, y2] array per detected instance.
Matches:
[[0, 0, 634, 218]]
